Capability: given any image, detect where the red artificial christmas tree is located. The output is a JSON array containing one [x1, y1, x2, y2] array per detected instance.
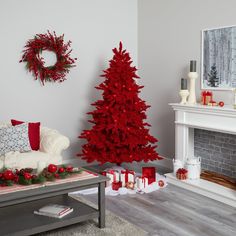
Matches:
[[78, 42, 161, 165]]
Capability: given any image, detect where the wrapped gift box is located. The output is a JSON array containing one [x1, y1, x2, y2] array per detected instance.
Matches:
[[142, 167, 156, 184], [120, 169, 135, 187], [176, 168, 188, 180], [112, 181, 122, 191], [136, 176, 148, 190], [101, 170, 119, 186], [201, 91, 212, 105]]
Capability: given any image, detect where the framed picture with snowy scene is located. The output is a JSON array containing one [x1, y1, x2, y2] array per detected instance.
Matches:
[[201, 25, 236, 90]]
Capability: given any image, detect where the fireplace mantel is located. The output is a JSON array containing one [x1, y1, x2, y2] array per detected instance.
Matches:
[[165, 103, 236, 208], [170, 103, 236, 134]]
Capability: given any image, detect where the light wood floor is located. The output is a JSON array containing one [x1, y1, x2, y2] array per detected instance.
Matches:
[[86, 183, 236, 236]]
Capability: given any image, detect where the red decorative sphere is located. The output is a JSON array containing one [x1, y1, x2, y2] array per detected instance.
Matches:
[[158, 180, 165, 187], [3, 170, 15, 180], [66, 166, 73, 173], [54, 173, 60, 178], [24, 172, 32, 180], [218, 101, 224, 107], [48, 164, 58, 173], [58, 167, 65, 173]]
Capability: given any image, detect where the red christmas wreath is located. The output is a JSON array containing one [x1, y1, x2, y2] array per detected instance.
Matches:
[[20, 31, 77, 85]]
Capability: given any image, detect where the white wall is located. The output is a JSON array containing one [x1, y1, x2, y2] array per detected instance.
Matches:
[[138, 0, 236, 160], [0, 0, 137, 164]]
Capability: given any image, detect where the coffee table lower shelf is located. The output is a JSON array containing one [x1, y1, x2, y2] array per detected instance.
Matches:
[[0, 195, 98, 236]]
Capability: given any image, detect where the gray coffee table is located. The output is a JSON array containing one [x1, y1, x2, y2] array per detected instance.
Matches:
[[0, 170, 108, 236]]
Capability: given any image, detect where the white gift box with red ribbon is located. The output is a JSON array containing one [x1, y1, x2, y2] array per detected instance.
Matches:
[[120, 170, 135, 187], [135, 176, 148, 190], [105, 170, 119, 186]]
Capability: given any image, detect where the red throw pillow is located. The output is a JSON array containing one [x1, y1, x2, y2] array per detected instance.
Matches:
[[11, 119, 40, 151]]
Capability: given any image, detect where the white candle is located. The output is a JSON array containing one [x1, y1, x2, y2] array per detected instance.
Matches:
[[37, 161, 47, 173]]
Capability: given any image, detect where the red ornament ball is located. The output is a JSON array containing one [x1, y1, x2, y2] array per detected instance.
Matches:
[[24, 172, 32, 180], [48, 164, 58, 173], [54, 173, 60, 178], [58, 167, 65, 173], [218, 101, 224, 107], [125, 181, 134, 190], [3, 170, 15, 180], [66, 166, 73, 173], [158, 180, 165, 188]]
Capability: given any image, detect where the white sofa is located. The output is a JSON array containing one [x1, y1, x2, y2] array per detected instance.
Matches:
[[0, 123, 70, 169]]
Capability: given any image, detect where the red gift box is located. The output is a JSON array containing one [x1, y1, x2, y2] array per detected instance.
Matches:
[[201, 91, 212, 105], [112, 181, 122, 191], [176, 168, 188, 180], [142, 167, 156, 184]]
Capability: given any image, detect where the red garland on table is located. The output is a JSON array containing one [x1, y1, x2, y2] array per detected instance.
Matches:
[[78, 42, 161, 165], [20, 31, 77, 85], [0, 164, 81, 187]]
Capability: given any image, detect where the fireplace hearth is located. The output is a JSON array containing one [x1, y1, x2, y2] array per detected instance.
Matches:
[[166, 103, 236, 208], [200, 170, 236, 190]]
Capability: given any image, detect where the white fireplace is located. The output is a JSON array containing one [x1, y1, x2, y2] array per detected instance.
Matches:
[[165, 103, 236, 207]]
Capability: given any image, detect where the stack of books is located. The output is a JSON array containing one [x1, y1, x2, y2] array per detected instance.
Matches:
[[34, 204, 73, 218]]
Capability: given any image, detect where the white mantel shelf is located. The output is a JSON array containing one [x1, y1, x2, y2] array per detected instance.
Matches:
[[169, 103, 236, 135], [167, 103, 236, 208], [170, 103, 236, 115]]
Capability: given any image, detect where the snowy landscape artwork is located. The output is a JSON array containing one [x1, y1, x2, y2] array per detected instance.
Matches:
[[202, 25, 236, 90]]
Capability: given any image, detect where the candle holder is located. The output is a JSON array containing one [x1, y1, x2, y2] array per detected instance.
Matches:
[[179, 89, 189, 104], [187, 72, 198, 104], [187, 60, 198, 105]]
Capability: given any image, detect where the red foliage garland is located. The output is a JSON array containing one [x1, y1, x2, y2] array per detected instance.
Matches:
[[20, 31, 77, 85]]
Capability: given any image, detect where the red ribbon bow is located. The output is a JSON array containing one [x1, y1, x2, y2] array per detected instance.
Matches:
[[176, 168, 188, 174]]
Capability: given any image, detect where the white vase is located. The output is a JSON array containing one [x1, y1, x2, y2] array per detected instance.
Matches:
[[187, 72, 198, 105]]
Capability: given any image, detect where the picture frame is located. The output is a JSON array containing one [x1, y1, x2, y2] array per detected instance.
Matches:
[[201, 25, 236, 90]]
